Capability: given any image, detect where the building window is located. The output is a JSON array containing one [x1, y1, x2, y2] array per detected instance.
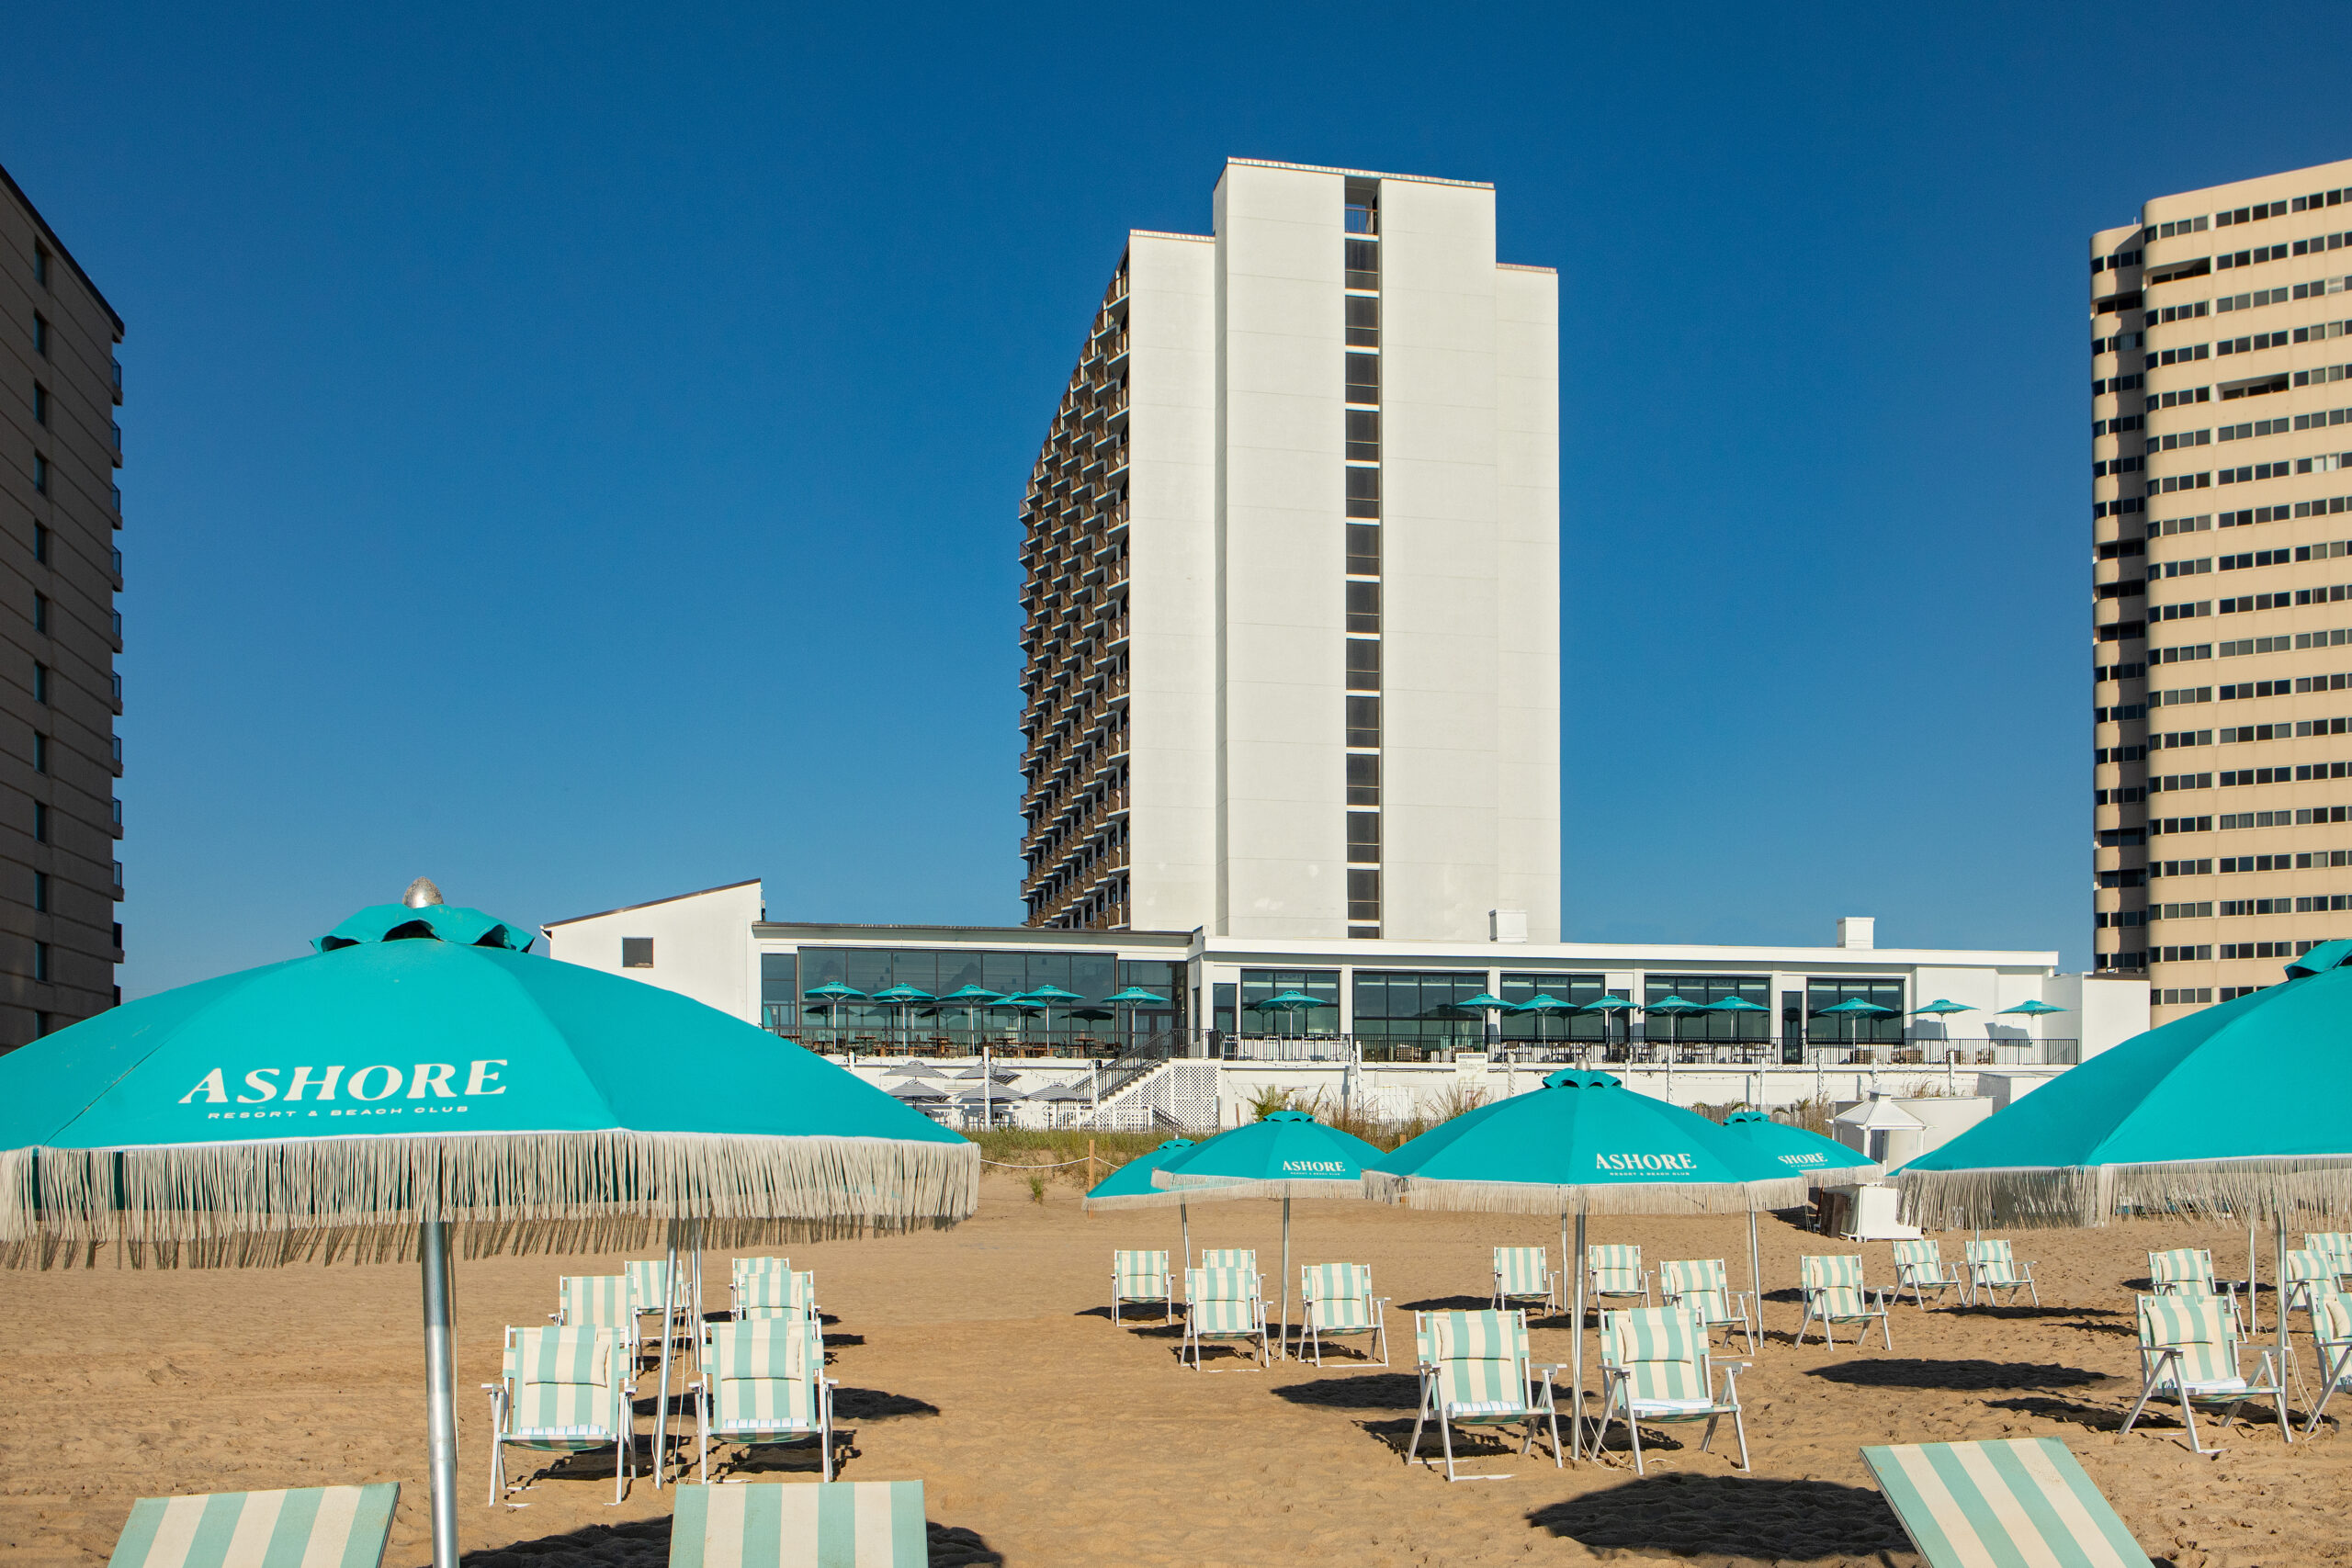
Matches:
[[33, 592, 47, 635], [1347, 752, 1380, 806], [1352, 970, 1487, 1059], [758, 951, 797, 1033], [1642, 975, 1771, 1043], [1345, 295, 1379, 346], [33, 246, 49, 287], [1346, 408, 1381, 460], [1344, 176, 1379, 236], [32, 314, 47, 358], [1347, 868, 1382, 925], [1498, 973, 1611, 1043], [33, 663, 48, 705], [1344, 464, 1381, 517], [1345, 637, 1380, 692], [34, 942, 50, 982], [33, 802, 48, 843], [32, 384, 46, 426], [32, 871, 47, 913], [1345, 353, 1380, 407], [1238, 968, 1340, 1038], [1346, 524, 1380, 577], [32, 524, 47, 565], [1346, 808, 1381, 863], [621, 937, 655, 968], [1346, 694, 1380, 748], [32, 455, 47, 494], [1805, 977, 1906, 1044], [33, 732, 47, 775]]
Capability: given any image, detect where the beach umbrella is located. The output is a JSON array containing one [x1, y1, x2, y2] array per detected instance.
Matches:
[[1815, 997, 1895, 1056], [1102, 986, 1170, 1051], [1510, 992, 1576, 1048], [804, 981, 866, 1048], [1014, 984, 1087, 1050], [869, 984, 934, 1052], [1083, 1137, 1200, 1258], [1642, 994, 1708, 1053], [1461, 992, 1510, 1047], [936, 983, 1005, 1046], [0, 884, 978, 1568], [1719, 1109, 1882, 1184], [1912, 998, 1975, 1052], [1577, 994, 1634, 1055], [1366, 1068, 1804, 1456], [1701, 997, 1770, 1053], [1247, 989, 1333, 1040], [1998, 1000, 2068, 1016], [1152, 1111, 1384, 1357]]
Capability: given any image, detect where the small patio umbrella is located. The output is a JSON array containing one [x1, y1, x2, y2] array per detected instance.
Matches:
[[1083, 1137, 1199, 1258], [1247, 990, 1333, 1041], [1102, 985, 1170, 1051], [1152, 1111, 1383, 1356], [804, 981, 866, 1049], [1020, 984, 1088, 1051], [1642, 994, 1708, 1053], [1719, 1109, 1882, 1184], [1815, 997, 1896, 1055], [1510, 993, 1576, 1048], [1462, 992, 1510, 1047], [869, 984, 934, 1053], [1999, 1000, 2068, 1015], [1701, 996, 1770, 1055], [1577, 994, 1634, 1055], [933, 984, 1004, 1051], [1912, 998, 1975, 1052]]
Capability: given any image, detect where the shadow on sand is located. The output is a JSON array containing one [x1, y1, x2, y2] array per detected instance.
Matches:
[[459, 1509, 1004, 1568], [1528, 1474, 1911, 1562], [1804, 1358, 2119, 1393]]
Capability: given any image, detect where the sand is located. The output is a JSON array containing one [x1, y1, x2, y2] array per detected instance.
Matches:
[[0, 1172, 2344, 1568]]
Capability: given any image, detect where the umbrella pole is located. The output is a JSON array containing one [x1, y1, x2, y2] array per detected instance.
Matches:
[[420, 1219, 459, 1568], [1181, 1200, 1191, 1269], [653, 1222, 678, 1485], [1747, 1205, 1764, 1360], [2247, 1215, 2259, 1337], [1571, 1208, 1588, 1461], [1279, 1195, 1293, 1361]]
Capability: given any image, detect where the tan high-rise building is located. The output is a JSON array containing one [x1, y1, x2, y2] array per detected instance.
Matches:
[[0, 164, 123, 1048], [2093, 156, 2352, 1021]]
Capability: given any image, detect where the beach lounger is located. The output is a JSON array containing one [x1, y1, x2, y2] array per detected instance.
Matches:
[[627, 1258, 677, 1348], [667, 1481, 925, 1568], [2282, 1248, 2341, 1320], [736, 1269, 819, 1324], [1491, 1247, 1557, 1314], [2304, 1232, 2352, 1268], [553, 1274, 638, 1336], [1962, 1238, 2039, 1306], [107, 1484, 400, 1568], [2145, 1247, 2241, 1330], [689, 1315, 841, 1482], [1860, 1438, 2154, 1566], [1892, 1240, 1966, 1312], [1196, 1247, 1256, 1273], [2304, 1289, 2352, 1435], [2120, 1293, 2290, 1453], [1406, 1309, 1564, 1482], [1295, 1262, 1388, 1366], [486, 1325, 637, 1505], [1586, 1245, 1651, 1310], [1595, 1306, 1749, 1475], [1182, 1267, 1271, 1371], [730, 1257, 788, 1311], [1112, 1249, 1173, 1325], [1797, 1254, 1894, 1349], [1657, 1258, 1757, 1354]]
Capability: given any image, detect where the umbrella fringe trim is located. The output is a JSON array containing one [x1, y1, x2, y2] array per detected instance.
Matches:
[[1142, 1178, 1367, 1202], [0, 1133, 979, 1268], [1363, 1170, 1807, 1215], [1894, 1156, 2352, 1230]]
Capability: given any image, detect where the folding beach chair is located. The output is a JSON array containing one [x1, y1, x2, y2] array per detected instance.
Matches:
[[736, 1269, 819, 1325], [1595, 1306, 1749, 1475], [2304, 1232, 2352, 1269], [1406, 1309, 1565, 1483], [2282, 1248, 2341, 1320], [1295, 1262, 1388, 1366], [2145, 1247, 2241, 1331], [627, 1258, 679, 1351], [689, 1315, 841, 1482], [1962, 1238, 2039, 1306], [2121, 1293, 2290, 1454], [1112, 1249, 1173, 1325], [1892, 1240, 1966, 1312], [107, 1484, 400, 1568], [486, 1325, 637, 1504], [2304, 1289, 2352, 1435], [1797, 1254, 1894, 1348], [553, 1274, 638, 1337], [1197, 1247, 1256, 1273], [730, 1257, 789, 1315], [1491, 1247, 1557, 1314], [667, 1481, 926, 1568], [1657, 1258, 1757, 1354], [1586, 1245, 1651, 1310], [1181, 1267, 1270, 1371], [1861, 1438, 2154, 1566]]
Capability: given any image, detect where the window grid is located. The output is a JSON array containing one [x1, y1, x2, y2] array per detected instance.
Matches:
[[1343, 177, 1381, 936]]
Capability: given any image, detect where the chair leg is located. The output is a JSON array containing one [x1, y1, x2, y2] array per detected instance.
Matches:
[[1730, 1403, 1751, 1471], [2179, 1393, 2209, 1455], [1406, 1383, 1430, 1468], [1439, 1409, 1457, 1483], [1700, 1413, 1719, 1453], [1626, 1405, 1646, 1476]]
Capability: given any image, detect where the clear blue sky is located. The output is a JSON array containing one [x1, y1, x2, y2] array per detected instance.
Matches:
[[7, 3, 2346, 995]]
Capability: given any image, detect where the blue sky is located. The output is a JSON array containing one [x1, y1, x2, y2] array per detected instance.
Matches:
[[7, 2, 2347, 994]]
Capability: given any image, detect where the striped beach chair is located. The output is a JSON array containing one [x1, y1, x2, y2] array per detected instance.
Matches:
[[2282, 1248, 2341, 1320], [627, 1258, 677, 1350], [1407, 1309, 1564, 1483], [1295, 1262, 1388, 1366], [1892, 1240, 1966, 1312], [1587, 1245, 1651, 1310], [731, 1257, 790, 1314], [486, 1325, 636, 1504], [668, 1481, 925, 1568], [2145, 1247, 2241, 1330], [1963, 1238, 2039, 1306], [1658, 1258, 1756, 1353], [2305, 1231, 2352, 1267], [1491, 1247, 1556, 1314], [691, 1315, 839, 1482], [737, 1269, 819, 1325], [1861, 1438, 2154, 1566], [1197, 1247, 1256, 1274], [107, 1484, 399, 1568], [1797, 1254, 1894, 1348], [554, 1274, 638, 1335], [1112, 1249, 1172, 1325], [1181, 1267, 1270, 1371], [1595, 1306, 1749, 1475], [2303, 1289, 2352, 1435], [2120, 1293, 2290, 1453]]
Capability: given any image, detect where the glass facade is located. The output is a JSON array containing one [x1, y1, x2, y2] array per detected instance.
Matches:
[[1352, 969, 1486, 1058], [760, 952, 797, 1033], [776, 946, 1182, 1055], [1498, 972, 1607, 1043], [1642, 974, 1770, 1043], [1805, 977, 1907, 1045], [1238, 968, 1341, 1038]]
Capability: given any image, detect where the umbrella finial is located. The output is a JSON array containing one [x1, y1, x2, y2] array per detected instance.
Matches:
[[402, 876, 445, 909]]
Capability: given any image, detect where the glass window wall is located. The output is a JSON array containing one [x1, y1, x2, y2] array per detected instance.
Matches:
[[1238, 969, 1341, 1038], [1353, 970, 1487, 1059], [788, 945, 1134, 1055], [1805, 977, 1907, 1044], [1642, 974, 1770, 1043], [759, 952, 797, 1034], [1498, 972, 1607, 1043]]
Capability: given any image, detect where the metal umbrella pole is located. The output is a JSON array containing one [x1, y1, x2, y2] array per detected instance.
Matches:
[[652, 1221, 678, 1484], [419, 1218, 459, 1568], [1279, 1195, 1293, 1359], [1570, 1207, 1589, 1459], [1747, 1204, 1765, 1359]]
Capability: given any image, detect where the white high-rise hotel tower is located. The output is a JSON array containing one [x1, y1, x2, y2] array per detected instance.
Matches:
[[1019, 159, 1561, 942]]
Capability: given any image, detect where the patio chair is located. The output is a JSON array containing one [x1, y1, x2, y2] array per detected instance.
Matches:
[[737, 1269, 819, 1324], [107, 1484, 401, 1568], [626, 1258, 684, 1347], [1861, 1438, 2154, 1566], [1796, 1254, 1894, 1349], [1962, 1238, 2040, 1306], [2120, 1293, 2290, 1454], [2145, 1247, 2242, 1330], [1491, 1247, 1557, 1314], [1594, 1306, 1749, 1475], [667, 1481, 926, 1568], [485, 1325, 637, 1505], [1295, 1262, 1389, 1366], [1112, 1249, 1173, 1325], [2305, 1289, 2352, 1435], [1181, 1267, 1271, 1371], [1891, 1239, 1966, 1312], [1586, 1245, 1651, 1311], [1197, 1247, 1256, 1273], [689, 1314, 840, 1482], [1406, 1309, 1565, 1483], [1657, 1258, 1757, 1353]]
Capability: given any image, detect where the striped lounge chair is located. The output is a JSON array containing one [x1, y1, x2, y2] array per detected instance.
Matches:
[[1295, 1262, 1388, 1366], [731, 1257, 790, 1315], [2120, 1293, 2290, 1453], [1797, 1254, 1894, 1348], [691, 1315, 840, 1482], [737, 1269, 819, 1324], [1892, 1240, 1966, 1311], [1182, 1267, 1269, 1371], [627, 1258, 678, 1351], [554, 1274, 638, 1336], [2305, 1231, 2352, 1269], [2306, 1289, 2352, 1434], [1963, 1239, 2039, 1305], [1861, 1438, 2154, 1566], [1587, 1245, 1650, 1310], [1406, 1309, 1564, 1483], [485, 1325, 636, 1504], [1491, 1247, 1556, 1314], [107, 1484, 399, 1568], [668, 1481, 926, 1568], [2145, 1248, 2241, 1331], [1595, 1306, 1749, 1475], [2282, 1248, 2341, 1320], [1197, 1247, 1256, 1273], [1658, 1258, 1756, 1353], [1112, 1249, 1172, 1325]]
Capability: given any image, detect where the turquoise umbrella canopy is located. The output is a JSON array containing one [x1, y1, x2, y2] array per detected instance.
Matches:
[[1152, 1110, 1383, 1200], [1102, 986, 1170, 1006], [1894, 943, 2352, 1227], [1913, 998, 1976, 1016], [1082, 1138, 1198, 1211], [1720, 1110, 1882, 1185]]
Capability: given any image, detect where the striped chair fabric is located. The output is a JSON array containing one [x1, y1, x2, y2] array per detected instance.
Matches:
[[107, 1485, 399, 1568], [707, 1318, 823, 1434], [1492, 1247, 1553, 1307], [1804, 1253, 1867, 1291], [1799, 1254, 1892, 1348], [1657, 1258, 1754, 1349], [558, 1274, 637, 1330], [1588, 1245, 1647, 1301], [1419, 1310, 1532, 1421], [1196, 1247, 1256, 1273], [2146, 1247, 2217, 1292], [2305, 1232, 2352, 1262], [503, 1326, 628, 1447], [1893, 1240, 1959, 1284], [1601, 1308, 1711, 1411], [1303, 1263, 1375, 1330], [667, 1481, 926, 1568], [1962, 1239, 2039, 1303], [626, 1259, 672, 1315], [1861, 1438, 2154, 1568], [1114, 1250, 1170, 1299], [1184, 1269, 1261, 1335], [2283, 1249, 2340, 1315], [2309, 1290, 2352, 1433], [731, 1257, 790, 1304], [737, 1270, 818, 1321], [2123, 1292, 2290, 1452]]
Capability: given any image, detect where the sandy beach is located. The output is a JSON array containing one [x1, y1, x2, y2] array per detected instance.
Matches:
[[0, 1171, 2342, 1568]]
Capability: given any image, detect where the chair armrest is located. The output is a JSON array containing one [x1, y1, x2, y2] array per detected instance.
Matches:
[[1532, 1362, 1566, 1374]]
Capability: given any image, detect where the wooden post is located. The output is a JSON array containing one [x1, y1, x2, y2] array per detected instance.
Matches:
[[1088, 1138, 1098, 1187]]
